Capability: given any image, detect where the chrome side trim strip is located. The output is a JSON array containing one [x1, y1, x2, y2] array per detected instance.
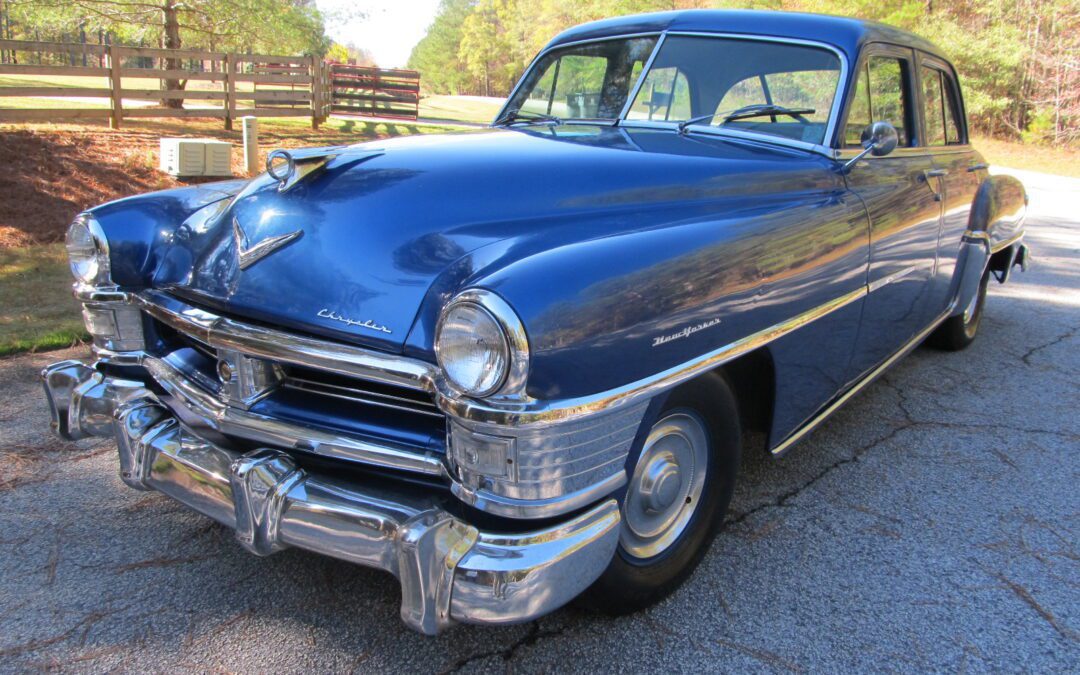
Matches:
[[142, 355, 448, 477], [135, 290, 438, 394], [770, 304, 954, 457], [438, 285, 868, 427], [133, 287, 869, 429], [867, 265, 918, 293]]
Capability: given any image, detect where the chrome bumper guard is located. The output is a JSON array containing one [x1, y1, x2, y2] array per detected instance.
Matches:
[[41, 360, 621, 635]]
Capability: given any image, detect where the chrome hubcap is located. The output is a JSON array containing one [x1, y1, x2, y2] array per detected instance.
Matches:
[[621, 412, 708, 559]]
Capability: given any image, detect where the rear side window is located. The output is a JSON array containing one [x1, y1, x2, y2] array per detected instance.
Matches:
[[941, 72, 963, 144], [922, 66, 947, 146], [845, 56, 911, 147]]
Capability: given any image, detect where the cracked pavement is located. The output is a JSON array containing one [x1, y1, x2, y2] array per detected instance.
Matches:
[[1, 169, 1077, 672]]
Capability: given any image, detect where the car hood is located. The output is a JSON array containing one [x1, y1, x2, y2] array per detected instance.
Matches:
[[152, 125, 831, 352]]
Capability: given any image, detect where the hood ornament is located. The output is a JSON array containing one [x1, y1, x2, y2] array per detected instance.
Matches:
[[232, 217, 303, 270], [265, 148, 346, 192], [265, 149, 296, 188]]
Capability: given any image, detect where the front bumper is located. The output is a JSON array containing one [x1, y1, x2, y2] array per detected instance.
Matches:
[[41, 359, 621, 635]]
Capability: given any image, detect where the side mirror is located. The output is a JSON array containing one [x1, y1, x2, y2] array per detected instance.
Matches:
[[843, 121, 899, 172]]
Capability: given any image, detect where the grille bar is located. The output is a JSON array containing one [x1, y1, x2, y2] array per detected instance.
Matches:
[[283, 376, 444, 419]]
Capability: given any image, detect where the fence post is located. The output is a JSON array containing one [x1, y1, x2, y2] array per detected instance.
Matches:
[[242, 116, 259, 175], [310, 55, 321, 130], [107, 43, 123, 129], [224, 52, 236, 130]]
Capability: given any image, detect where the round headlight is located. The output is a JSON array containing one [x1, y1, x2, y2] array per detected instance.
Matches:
[[436, 301, 510, 397], [65, 215, 110, 286]]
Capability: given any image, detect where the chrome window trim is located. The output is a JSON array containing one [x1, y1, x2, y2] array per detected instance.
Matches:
[[498, 30, 849, 153], [650, 31, 850, 149], [618, 32, 668, 120], [619, 118, 834, 157]]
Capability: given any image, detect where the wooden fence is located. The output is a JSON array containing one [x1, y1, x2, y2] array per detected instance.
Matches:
[[330, 64, 420, 120], [0, 39, 333, 129]]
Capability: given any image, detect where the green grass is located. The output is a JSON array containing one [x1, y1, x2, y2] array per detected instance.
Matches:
[[0, 244, 87, 357], [419, 94, 504, 124]]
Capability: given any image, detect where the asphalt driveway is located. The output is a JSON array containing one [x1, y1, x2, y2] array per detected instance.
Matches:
[[0, 170, 1076, 672]]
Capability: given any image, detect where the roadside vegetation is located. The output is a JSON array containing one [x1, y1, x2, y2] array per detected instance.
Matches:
[[411, 0, 1078, 149], [0, 245, 86, 357]]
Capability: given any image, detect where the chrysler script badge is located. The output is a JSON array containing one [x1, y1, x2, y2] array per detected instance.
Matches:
[[232, 217, 303, 270], [316, 308, 392, 334]]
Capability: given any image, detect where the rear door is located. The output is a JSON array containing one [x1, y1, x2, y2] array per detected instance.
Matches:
[[842, 46, 942, 377], [917, 55, 984, 316]]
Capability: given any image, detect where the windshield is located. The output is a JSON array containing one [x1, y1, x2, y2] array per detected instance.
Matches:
[[503, 37, 658, 121], [626, 36, 842, 144]]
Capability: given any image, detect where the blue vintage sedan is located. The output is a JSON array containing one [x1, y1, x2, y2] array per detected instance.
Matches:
[[42, 10, 1029, 634]]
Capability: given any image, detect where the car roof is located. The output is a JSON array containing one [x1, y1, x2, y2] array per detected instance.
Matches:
[[546, 9, 949, 64]]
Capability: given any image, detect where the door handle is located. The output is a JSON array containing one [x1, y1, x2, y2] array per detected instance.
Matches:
[[967, 163, 989, 172], [921, 169, 945, 201]]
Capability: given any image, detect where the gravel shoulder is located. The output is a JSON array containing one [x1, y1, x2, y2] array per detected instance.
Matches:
[[0, 171, 1077, 673]]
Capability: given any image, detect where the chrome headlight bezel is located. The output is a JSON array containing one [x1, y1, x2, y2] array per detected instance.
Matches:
[[65, 213, 113, 287], [435, 289, 529, 399]]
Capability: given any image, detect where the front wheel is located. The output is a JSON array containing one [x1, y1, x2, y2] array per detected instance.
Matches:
[[581, 376, 741, 615], [929, 268, 990, 351]]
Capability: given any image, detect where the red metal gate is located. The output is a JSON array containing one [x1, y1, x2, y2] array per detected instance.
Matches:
[[330, 64, 420, 120]]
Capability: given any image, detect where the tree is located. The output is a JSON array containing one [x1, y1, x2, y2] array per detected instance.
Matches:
[[408, 0, 477, 94], [8, 0, 332, 106]]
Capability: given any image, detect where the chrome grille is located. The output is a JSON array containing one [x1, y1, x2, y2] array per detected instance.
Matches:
[[150, 314, 444, 421], [283, 371, 443, 419]]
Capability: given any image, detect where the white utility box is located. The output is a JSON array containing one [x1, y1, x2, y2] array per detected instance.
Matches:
[[159, 138, 233, 177]]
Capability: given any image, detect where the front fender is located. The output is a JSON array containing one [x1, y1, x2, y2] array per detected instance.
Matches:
[[950, 173, 1027, 316], [88, 180, 246, 287]]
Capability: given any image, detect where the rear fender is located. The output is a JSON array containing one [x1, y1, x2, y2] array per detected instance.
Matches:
[[950, 174, 1027, 317]]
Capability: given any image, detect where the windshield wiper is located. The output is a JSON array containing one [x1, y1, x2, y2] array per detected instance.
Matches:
[[677, 104, 816, 135], [723, 104, 815, 123], [493, 110, 562, 127]]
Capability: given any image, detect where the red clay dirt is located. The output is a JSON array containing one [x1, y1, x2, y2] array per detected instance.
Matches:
[[0, 118, 406, 247]]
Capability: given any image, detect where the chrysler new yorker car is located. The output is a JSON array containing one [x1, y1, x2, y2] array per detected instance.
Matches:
[[41, 10, 1029, 634]]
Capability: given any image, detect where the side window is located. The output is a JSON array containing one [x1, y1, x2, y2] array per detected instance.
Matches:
[[845, 64, 872, 146], [519, 54, 608, 118], [941, 72, 963, 144], [866, 56, 909, 146], [626, 67, 691, 121], [921, 66, 946, 146]]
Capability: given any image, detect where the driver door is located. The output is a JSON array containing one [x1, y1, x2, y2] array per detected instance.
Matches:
[[842, 46, 943, 377]]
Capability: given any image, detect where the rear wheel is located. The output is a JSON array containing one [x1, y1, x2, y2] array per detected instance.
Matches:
[[582, 376, 741, 615], [929, 268, 990, 351]]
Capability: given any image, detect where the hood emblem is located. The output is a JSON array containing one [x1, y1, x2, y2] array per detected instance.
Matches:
[[317, 308, 392, 334], [232, 217, 303, 270]]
